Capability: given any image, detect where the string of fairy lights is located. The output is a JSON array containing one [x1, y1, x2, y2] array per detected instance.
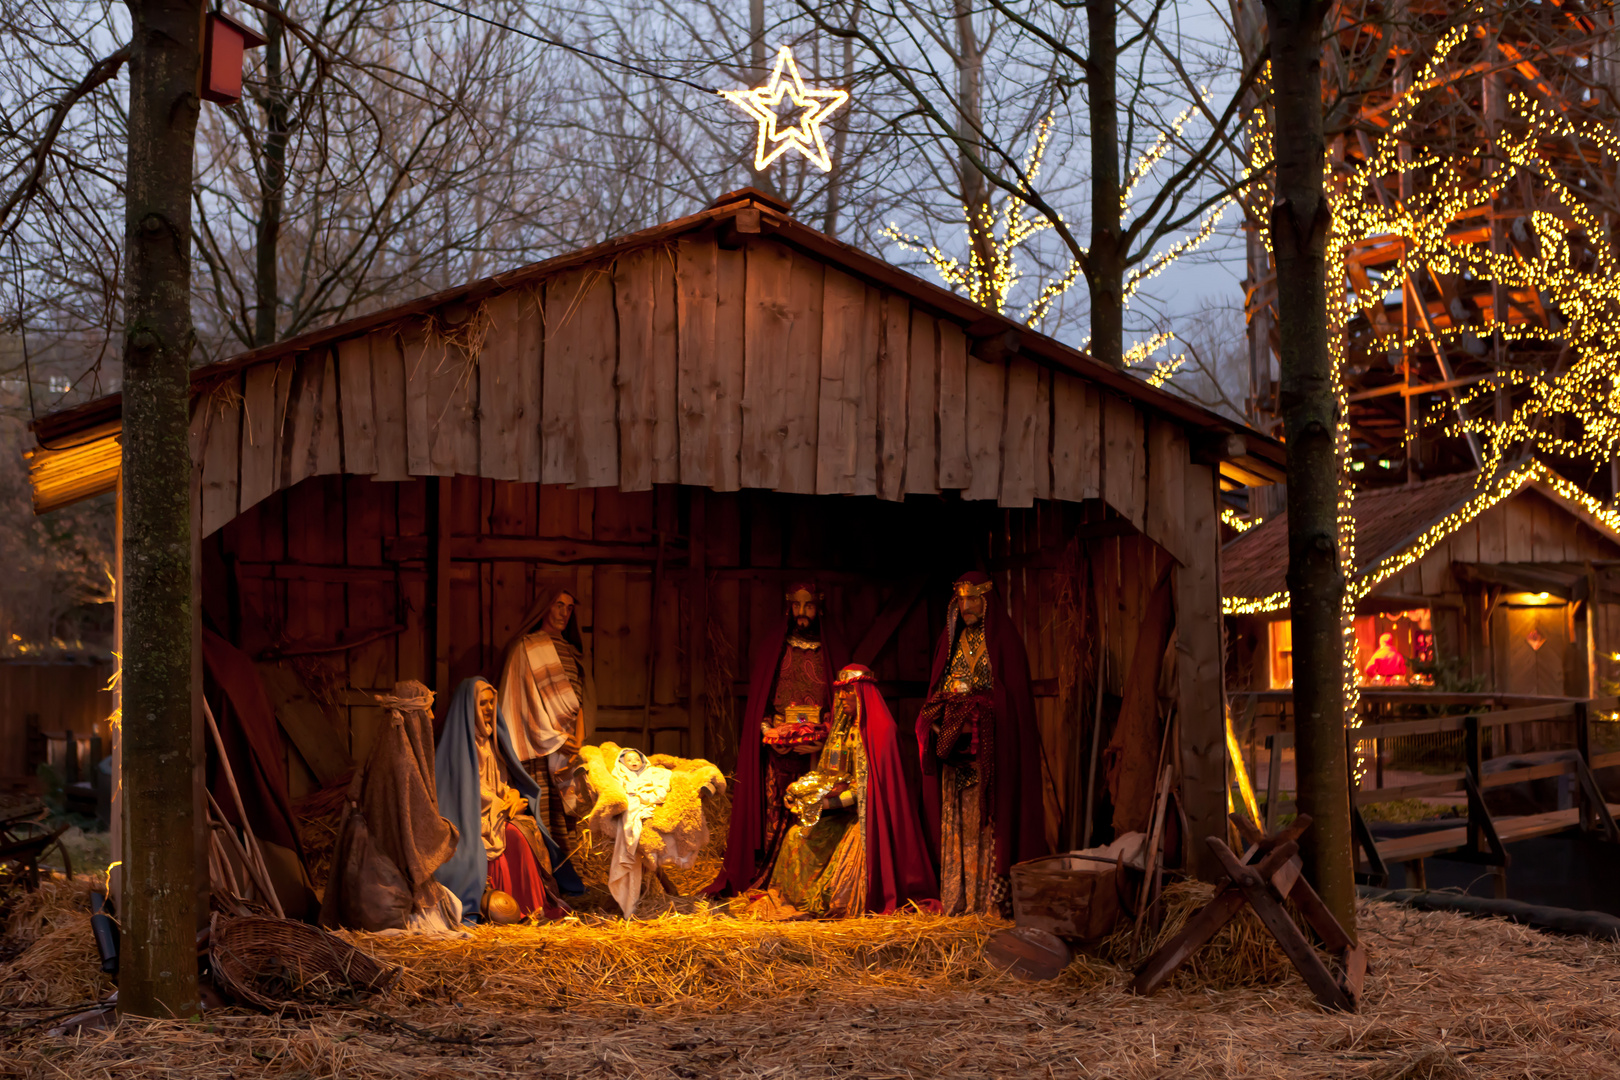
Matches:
[[1223, 458, 1620, 620], [1220, 506, 1260, 533]]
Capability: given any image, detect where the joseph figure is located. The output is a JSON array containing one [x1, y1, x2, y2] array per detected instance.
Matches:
[[917, 571, 1047, 915], [709, 582, 848, 895], [497, 585, 594, 895]]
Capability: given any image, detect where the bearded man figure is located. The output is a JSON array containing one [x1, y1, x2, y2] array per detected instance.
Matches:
[[918, 571, 1047, 915], [498, 586, 594, 895], [709, 581, 848, 895]]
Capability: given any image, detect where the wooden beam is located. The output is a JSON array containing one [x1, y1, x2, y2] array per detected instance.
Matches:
[[687, 490, 708, 760], [1178, 462, 1226, 882], [384, 534, 687, 565], [431, 477, 452, 705], [849, 579, 926, 666]]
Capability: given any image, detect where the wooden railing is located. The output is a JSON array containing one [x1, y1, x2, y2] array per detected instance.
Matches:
[[1255, 696, 1620, 894]]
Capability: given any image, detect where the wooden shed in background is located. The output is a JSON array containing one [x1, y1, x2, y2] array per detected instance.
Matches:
[[1226, 462, 1620, 700], [28, 188, 1281, 879]]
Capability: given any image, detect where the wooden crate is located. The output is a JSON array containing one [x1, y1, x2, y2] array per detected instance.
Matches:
[[1009, 853, 1128, 941]]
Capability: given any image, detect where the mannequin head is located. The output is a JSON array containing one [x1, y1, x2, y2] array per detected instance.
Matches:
[[541, 591, 576, 636]]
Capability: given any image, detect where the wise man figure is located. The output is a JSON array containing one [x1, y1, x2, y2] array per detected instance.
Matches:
[[498, 585, 594, 895], [761, 664, 938, 917], [709, 581, 848, 895], [917, 571, 1046, 915]]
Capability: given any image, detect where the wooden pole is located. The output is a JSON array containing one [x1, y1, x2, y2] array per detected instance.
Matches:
[[687, 491, 709, 761], [119, 0, 204, 1019], [201, 700, 284, 918], [640, 530, 665, 750], [1080, 562, 1107, 850], [431, 476, 452, 701]]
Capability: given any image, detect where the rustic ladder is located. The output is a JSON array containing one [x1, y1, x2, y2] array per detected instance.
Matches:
[[1130, 813, 1365, 1012]]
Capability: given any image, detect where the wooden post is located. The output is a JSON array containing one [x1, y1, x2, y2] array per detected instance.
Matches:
[[1464, 713, 1483, 853], [431, 476, 452, 704], [687, 490, 708, 760], [1177, 462, 1227, 880], [641, 529, 665, 750], [1575, 699, 1592, 831], [110, 471, 123, 907]]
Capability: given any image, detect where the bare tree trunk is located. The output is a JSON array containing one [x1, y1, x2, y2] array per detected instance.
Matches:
[[1262, 0, 1355, 933], [954, 0, 995, 299], [1085, 0, 1124, 368], [119, 0, 201, 1018], [254, 3, 287, 347], [749, 0, 779, 198], [821, 2, 860, 237]]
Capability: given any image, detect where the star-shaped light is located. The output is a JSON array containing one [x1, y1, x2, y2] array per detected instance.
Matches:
[[720, 46, 850, 173]]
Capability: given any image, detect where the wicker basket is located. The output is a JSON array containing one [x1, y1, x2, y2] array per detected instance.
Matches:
[[209, 913, 399, 1014]]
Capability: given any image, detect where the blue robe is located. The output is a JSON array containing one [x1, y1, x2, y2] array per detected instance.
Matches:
[[434, 678, 583, 923]]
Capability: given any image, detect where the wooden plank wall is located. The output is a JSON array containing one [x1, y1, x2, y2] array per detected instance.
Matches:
[[203, 474, 1215, 855], [188, 235, 1184, 564]]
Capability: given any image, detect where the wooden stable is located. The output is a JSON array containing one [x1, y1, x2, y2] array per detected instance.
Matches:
[[28, 189, 1281, 878], [1226, 464, 1620, 699]]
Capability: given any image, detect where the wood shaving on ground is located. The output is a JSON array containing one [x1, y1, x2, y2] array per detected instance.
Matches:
[[3, 873, 1619, 1078]]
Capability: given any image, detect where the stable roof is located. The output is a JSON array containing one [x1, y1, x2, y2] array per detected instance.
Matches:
[[28, 188, 1283, 539]]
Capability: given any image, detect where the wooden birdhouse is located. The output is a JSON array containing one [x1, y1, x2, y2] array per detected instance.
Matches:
[[201, 10, 267, 106]]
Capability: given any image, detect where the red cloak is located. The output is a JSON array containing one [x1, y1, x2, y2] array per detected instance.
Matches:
[[708, 610, 848, 896], [842, 668, 940, 912], [918, 573, 1048, 877]]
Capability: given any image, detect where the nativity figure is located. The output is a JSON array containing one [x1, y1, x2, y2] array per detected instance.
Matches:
[[757, 664, 938, 917], [434, 677, 569, 924], [497, 585, 594, 894], [563, 743, 726, 918], [709, 581, 849, 895], [318, 680, 462, 932], [917, 572, 1047, 915]]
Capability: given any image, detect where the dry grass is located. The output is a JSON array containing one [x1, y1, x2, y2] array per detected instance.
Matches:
[[0, 874, 111, 1009], [2, 875, 1619, 1078]]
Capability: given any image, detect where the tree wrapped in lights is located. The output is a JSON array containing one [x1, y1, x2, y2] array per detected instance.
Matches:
[[883, 110, 1230, 358], [1245, 1, 1620, 491]]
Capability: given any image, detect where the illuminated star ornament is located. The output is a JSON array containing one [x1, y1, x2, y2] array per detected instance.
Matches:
[[720, 45, 849, 173]]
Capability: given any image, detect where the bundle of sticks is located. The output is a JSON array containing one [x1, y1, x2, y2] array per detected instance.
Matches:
[[202, 701, 285, 920]]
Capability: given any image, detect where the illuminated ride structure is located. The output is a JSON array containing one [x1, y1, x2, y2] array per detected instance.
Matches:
[[1239, 0, 1620, 507]]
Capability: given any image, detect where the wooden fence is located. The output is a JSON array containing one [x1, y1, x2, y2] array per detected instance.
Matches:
[[1253, 696, 1620, 896]]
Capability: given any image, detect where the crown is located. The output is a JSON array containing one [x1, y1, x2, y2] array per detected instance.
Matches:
[[954, 579, 994, 599]]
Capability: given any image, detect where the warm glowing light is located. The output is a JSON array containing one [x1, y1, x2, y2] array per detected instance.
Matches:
[[720, 46, 849, 173], [1222, 459, 1619, 617], [1221, 507, 1262, 533]]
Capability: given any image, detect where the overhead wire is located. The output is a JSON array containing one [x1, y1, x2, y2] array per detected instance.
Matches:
[[415, 0, 728, 95]]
